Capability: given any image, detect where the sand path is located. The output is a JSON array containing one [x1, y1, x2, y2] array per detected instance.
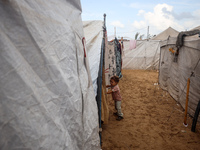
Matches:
[[102, 70, 200, 150]]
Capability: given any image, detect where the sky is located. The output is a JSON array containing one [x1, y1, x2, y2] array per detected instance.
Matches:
[[81, 0, 200, 39]]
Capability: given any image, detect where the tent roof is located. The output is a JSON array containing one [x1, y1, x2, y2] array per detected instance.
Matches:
[[152, 27, 179, 40]]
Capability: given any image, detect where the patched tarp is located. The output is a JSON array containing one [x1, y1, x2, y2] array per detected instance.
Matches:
[[0, 0, 100, 150]]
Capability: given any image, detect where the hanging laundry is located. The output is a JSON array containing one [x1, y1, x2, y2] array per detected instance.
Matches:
[[114, 38, 123, 78], [129, 40, 136, 50]]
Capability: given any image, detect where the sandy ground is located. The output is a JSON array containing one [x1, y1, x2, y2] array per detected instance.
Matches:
[[101, 70, 200, 150]]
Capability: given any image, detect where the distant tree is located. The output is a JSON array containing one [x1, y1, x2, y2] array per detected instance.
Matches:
[[134, 32, 140, 40], [139, 34, 144, 40]]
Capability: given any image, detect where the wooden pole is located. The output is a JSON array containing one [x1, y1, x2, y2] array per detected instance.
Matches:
[[183, 78, 190, 126]]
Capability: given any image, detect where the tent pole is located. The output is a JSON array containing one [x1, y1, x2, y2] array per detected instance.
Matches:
[[114, 27, 116, 38], [183, 78, 190, 127]]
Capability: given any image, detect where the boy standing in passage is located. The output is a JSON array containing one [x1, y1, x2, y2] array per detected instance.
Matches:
[[106, 76, 123, 121]]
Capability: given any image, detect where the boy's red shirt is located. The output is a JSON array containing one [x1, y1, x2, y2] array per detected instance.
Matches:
[[111, 85, 122, 101]]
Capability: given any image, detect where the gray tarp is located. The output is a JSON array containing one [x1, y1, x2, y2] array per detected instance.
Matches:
[[0, 0, 100, 150], [159, 35, 200, 117]]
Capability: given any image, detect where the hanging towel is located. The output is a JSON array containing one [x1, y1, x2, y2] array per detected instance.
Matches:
[[129, 40, 136, 50]]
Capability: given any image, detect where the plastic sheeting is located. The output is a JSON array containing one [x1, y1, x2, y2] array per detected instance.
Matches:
[[123, 40, 160, 70], [83, 21, 103, 95], [122, 27, 179, 70], [0, 1, 100, 150], [159, 35, 200, 117]]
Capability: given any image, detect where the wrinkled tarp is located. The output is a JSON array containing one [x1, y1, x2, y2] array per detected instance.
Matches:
[[83, 21, 103, 96], [123, 40, 160, 70], [122, 27, 179, 70], [159, 35, 200, 117], [0, 1, 100, 150]]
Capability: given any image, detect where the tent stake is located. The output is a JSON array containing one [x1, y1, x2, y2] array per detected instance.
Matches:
[[183, 78, 190, 127]]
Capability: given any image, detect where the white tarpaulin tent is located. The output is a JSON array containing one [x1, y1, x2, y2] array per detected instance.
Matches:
[[83, 21, 103, 95], [122, 40, 160, 70], [122, 27, 179, 70], [152, 27, 179, 40], [0, 1, 100, 150], [159, 28, 200, 117]]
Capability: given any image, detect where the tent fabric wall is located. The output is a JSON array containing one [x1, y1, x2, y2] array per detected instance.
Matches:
[[159, 35, 200, 117], [0, 1, 100, 150], [122, 40, 160, 70], [83, 21, 103, 96], [83, 20, 109, 124], [122, 27, 179, 70], [122, 40, 143, 57]]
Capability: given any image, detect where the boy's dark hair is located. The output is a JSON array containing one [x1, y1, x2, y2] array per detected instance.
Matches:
[[110, 76, 119, 83]]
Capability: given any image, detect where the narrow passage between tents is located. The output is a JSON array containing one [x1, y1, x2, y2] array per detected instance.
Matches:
[[102, 70, 200, 150]]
